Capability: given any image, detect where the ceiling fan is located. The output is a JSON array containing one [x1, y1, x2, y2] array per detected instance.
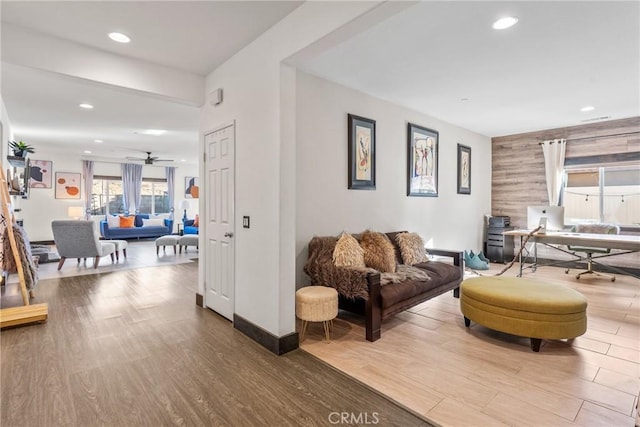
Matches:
[[126, 151, 174, 165]]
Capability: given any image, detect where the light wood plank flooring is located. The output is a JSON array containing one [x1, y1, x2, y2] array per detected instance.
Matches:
[[1, 262, 432, 426], [301, 264, 640, 427]]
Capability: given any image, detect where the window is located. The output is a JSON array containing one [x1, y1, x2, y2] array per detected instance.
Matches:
[[91, 177, 124, 215], [91, 176, 169, 215], [139, 180, 169, 214], [564, 165, 640, 226]]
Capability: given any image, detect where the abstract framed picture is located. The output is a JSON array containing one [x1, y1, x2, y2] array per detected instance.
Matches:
[[185, 176, 199, 199], [407, 123, 438, 197], [457, 144, 471, 195], [29, 160, 53, 189], [347, 113, 376, 190], [55, 172, 81, 199]]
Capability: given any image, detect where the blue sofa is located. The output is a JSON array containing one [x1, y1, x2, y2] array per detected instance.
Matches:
[[183, 218, 199, 235], [100, 214, 174, 239]]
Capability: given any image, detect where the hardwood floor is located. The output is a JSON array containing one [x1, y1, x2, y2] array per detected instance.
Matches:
[[302, 264, 640, 427], [3, 255, 638, 426], [1, 262, 432, 426]]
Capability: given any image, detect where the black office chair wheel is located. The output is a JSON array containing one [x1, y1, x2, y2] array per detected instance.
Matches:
[[576, 275, 580, 280], [565, 269, 570, 274], [611, 276, 616, 282]]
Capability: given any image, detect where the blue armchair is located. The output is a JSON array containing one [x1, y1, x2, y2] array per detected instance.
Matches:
[[183, 218, 199, 235]]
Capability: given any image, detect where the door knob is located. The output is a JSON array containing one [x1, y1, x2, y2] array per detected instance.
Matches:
[[224, 232, 234, 238]]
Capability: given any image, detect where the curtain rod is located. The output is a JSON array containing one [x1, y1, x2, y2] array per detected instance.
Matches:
[[537, 131, 640, 145]]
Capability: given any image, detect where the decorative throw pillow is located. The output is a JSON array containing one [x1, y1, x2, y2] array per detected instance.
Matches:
[[333, 232, 365, 268], [106, 214, 120, 229], [119, 215, 135, 228], [142, 218, 164, 227], [193, 214, 200, 227], [360, 231, 397, 273], [396, 232, 429, 265]]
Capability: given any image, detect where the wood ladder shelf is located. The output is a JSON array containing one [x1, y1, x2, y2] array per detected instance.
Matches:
[[0, 167, 48, 328]]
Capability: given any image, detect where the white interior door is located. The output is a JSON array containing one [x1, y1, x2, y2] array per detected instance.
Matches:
[[204, 122, 234, 320]]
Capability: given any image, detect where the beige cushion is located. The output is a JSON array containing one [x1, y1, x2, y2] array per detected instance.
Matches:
[[106, 214, 120, 229], [333, 232, 365, 268], [360, 230, 397, 273], [142, 218, 164, 227], [396, 232, 429, 265]]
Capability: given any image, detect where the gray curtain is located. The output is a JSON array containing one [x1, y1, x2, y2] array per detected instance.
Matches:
[[82, 160, 94, 219], [165, 166, 176, 220], [121, 163, 143, 214]]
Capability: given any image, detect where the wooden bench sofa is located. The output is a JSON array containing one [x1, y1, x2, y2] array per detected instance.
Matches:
[[303, 231, 463, 342]]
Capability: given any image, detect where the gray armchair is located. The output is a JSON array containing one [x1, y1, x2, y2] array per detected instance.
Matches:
[[566, 223, 620, 281], [51, 220, 116, 270]]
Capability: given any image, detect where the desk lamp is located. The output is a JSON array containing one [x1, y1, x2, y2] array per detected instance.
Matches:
[[68, 206, 84, 220]]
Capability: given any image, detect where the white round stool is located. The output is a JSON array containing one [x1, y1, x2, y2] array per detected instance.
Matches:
[[296, 286, 338, 343]]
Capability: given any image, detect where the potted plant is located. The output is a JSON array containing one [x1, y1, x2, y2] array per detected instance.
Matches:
[[8, 140, 35, 158]]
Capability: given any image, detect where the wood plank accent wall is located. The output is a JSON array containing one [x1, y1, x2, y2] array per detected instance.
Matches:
[[492, 117, 640, 228]]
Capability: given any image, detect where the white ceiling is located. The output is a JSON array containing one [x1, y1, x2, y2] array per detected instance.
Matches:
[[1, 0, 638, 167], [2, 62, 201, 163], [1, 1, 302, 76], [297, 1, 640, 137], [1, 1, 302, 164]]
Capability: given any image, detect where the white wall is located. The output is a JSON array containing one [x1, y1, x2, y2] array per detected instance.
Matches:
[[295, 72, 492, 285], [16, 147, 198, 241], [1, 97, 13, 161], [201, 1, 384, 337]]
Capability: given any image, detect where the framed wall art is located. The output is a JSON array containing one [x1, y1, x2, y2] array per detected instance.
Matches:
[[457, 144, 471, 194], [55, 172, 81, 199], [407, 123, 438, 197], [29, 160, 53, 189], [347, 114, 376, 190], [185, 176, 199, 199]]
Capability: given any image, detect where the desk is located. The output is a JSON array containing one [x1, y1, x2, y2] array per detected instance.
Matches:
[[503, 230, 640, 277]]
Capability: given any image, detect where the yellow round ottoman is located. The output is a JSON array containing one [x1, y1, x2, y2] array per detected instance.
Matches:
[[460, 277, 587, 352], [296, 286, 338, 343]]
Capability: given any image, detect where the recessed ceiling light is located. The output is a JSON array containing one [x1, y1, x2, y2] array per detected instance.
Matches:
[[84, 150, 92, 154], [108, 32, 131, 43], [493, 16, 518, 30], [79, 103, 94, 109], [139, 129, 167, 136], [94, 139, 103, 143], [580, 105, 595, 112], [180, 159, 186, 162]]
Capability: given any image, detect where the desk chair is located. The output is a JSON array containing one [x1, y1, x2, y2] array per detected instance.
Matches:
[[566, 224, 620, 282]]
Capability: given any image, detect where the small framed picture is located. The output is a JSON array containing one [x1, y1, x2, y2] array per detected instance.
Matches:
[[347, 114, 376, 190], [55, 172, 81, 199], [407, 123, 438, 197], [457, 144, 471, 195], [29, 160, 53, 189]]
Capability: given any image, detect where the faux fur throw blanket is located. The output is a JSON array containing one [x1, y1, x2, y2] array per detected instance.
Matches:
[[2, 224, 39, 291], [303, 236, 371, 300], [380, 264, 431, 285]]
